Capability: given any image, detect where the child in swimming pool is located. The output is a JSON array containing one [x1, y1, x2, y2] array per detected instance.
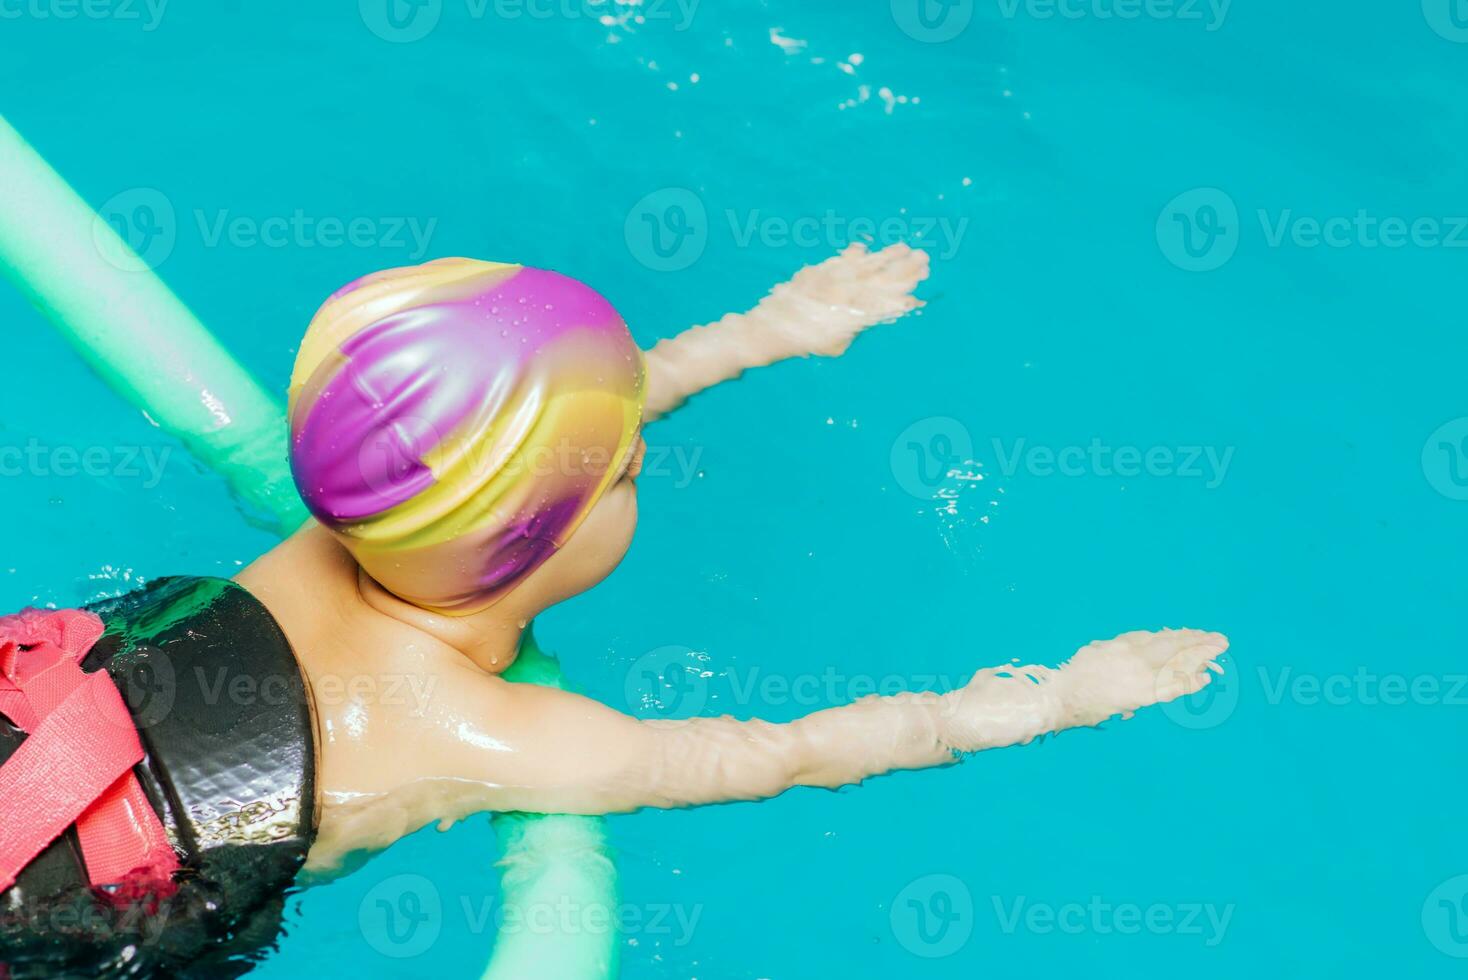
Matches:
[[238, 243, 1228, 869], [0, 244, 1226, 973]]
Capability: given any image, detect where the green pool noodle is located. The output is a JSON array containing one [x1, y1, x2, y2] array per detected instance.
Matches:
[[0, 115, 304, 536], [0, 114, 621, 979], [487, 629, 620, 980]]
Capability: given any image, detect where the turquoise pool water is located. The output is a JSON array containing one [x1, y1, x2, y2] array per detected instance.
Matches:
[[3, 2, 1466, 977]]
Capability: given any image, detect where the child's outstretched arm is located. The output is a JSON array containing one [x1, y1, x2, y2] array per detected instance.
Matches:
[[643, 243, 930, 420], [420, 628, 1225, 818]]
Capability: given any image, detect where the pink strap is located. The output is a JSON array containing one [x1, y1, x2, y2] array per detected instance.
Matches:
[[0, 608, 179, 895]]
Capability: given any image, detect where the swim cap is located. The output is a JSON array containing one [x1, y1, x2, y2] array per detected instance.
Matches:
[[288, 259, 646, 614]]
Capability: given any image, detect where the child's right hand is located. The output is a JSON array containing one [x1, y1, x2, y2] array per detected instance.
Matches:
[[769, 242, 931, 357], [643, 243, 930, 419], [941, 629, 1229, 754]]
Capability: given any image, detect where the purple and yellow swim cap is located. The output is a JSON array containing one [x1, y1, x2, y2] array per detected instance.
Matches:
[[288, 258, 646, 614]]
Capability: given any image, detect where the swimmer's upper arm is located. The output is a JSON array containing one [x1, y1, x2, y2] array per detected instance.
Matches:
[[444, 679, 956, 815], [442, 680, 696, 813]]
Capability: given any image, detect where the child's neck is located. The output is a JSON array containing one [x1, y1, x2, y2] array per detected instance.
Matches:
[[356, 568, 533, 674]]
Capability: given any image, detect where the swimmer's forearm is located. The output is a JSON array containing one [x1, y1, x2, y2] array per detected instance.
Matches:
[[643, 243, 929, 420], [633, 629, 1230, 805], [643, 299, 834, 420], [638, 693, 959, 806], [642, 312, 777, 421], [487, 629, 1226, 814]]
